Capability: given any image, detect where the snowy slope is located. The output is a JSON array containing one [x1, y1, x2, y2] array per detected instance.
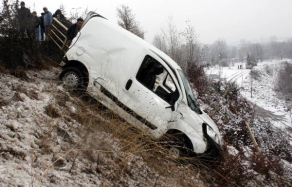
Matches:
[[205, 60, 292, 180], [0, 68, 205, 187], [206, 60, 292, 129]]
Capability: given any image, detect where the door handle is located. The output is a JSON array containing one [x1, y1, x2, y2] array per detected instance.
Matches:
[[125, 79, 133, 90], [179, 112, 184, 119]]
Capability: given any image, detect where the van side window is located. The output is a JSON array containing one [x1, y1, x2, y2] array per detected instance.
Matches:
[[136, 55, 179, 105]]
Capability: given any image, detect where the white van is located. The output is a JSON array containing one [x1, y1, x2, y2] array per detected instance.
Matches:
[[60, 12, 222, 158]]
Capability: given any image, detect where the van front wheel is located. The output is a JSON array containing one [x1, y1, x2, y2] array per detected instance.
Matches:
[[60, 67, 84, 91]]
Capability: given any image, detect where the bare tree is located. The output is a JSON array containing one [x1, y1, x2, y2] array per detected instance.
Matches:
[[209, 39, 228, 66], [59, 3, 67, 17], [251, 43, 264, 62], [201, 44, 209, 64], [181, 20, 207, 73], [152, 17, 209, 94], [153, 34, 167, 53], [182, 20, 198, 65], [68, 7, 90, 24], [116, 5, 144, 39], [153, 17, 206, 72], [152, 17, 185, 69], [161, 16, 182, 63]]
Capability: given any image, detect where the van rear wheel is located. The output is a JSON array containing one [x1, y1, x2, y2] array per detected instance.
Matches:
[[60, 67, 84, 91]]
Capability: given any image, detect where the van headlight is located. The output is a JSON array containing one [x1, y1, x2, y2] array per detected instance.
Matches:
[[206, 125, 220, 144]]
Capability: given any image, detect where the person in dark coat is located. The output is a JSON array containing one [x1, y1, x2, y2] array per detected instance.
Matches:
[[18, 1, 31, 37], [39, 13, 45, 41], [66, 18, 84, 40], [32, 11, 41, 41], [53, 9, 65, 21]]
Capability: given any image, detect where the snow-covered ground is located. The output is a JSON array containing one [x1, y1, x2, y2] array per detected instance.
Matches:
[[206, 60, 292, 181], [206, 60, 292, 129], [0, 61, 291, 186], [0, 68, 205, 187]]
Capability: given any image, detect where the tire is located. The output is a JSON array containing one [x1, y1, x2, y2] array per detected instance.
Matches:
[[163, 133, 193, 159], [200, 136, 222, 162], [60, 67, 85, 91]]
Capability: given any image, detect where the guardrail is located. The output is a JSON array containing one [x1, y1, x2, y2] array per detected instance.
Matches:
[[48, 18, 69, 52]]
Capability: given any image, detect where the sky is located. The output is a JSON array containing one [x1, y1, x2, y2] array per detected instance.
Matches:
[[20, 0, 292, 45]]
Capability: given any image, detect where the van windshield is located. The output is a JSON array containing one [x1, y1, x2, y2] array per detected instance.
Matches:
[[177, 70, 201, 114]]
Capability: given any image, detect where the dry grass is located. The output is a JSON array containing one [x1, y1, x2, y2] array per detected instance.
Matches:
[[38, 91, 208, 186], [10, 67, 30, 81], [0, 64, 8, 74], [45, 103, 62, 118], [45, 89, 284, 187]]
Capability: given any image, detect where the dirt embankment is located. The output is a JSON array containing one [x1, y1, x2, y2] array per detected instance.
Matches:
[[0, 68, 207, 186]]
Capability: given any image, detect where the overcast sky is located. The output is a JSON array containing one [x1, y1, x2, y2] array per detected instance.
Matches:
[[23, 0, 292, 44]]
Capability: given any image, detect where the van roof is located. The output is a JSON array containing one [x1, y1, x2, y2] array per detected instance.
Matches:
[[83, 11, 182, 71]]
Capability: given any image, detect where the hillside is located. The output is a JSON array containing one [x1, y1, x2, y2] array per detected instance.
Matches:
[[205, 60, 292, 182], [0, 60, 291, 186], [0, 68, 207, 186]]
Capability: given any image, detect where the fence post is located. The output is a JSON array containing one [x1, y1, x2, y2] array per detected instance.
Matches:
[[245, 121, 261, 153]]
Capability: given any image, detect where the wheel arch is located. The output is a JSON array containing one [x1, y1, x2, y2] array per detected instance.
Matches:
[[164, 129, 194, 152], [60, 60, 89, 87], [165, 119, 208, 154]]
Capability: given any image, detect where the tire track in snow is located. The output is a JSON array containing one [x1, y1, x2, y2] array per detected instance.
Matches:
[[228, 71, 249, 83], [226, 71, 242, 82]]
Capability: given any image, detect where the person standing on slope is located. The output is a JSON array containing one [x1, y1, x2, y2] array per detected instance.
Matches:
[[43, 6, 52, 39], [32, 11, 41, 41], [18, 1, 31, 38]]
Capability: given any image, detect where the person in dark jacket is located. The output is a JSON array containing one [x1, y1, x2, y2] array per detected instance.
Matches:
[[53, 9, 65, 21], [66, 18, 84, 40], [39, 13, 45, 41], [18, 1, 31, 37], [32, 11, 41, 41]]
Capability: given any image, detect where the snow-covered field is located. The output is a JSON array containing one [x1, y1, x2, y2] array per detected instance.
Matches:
[[206, 60, 292, 130], [206, 60, 292, 181]]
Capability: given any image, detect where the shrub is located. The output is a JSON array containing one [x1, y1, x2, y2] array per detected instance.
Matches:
[[277, 63, 292, 96], [250, 69, 261, 80], [187, 63, 209, 96], [0, 1, 45, 69], [265, 65, 273, 76]]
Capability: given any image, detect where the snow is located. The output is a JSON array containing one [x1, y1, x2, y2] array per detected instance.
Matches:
[[206, 60, 292, 129], [207, 63, 250, 83], [205, 60, 292, 180], [0, 68, 206, 186], [1, 60, 291, 186]]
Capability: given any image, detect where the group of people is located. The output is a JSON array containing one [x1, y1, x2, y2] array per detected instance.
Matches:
[[18, 1, 54, 41], [18, 1, 84, 42]]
